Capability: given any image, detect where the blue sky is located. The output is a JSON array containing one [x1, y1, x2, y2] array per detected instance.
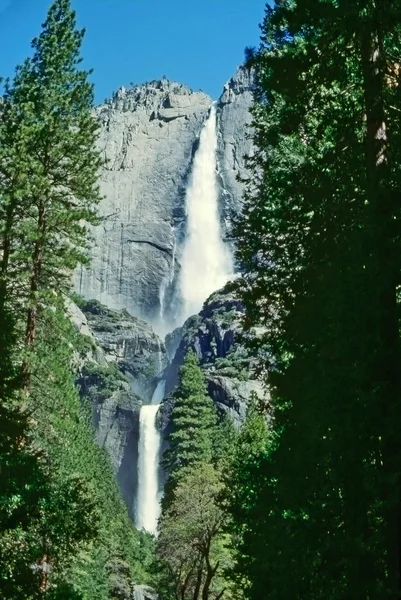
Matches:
[[0, 0, 266, 103]]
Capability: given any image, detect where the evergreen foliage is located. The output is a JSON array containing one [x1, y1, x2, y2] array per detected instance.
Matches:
[[0, 1, 152, 597], [162, 350, 217, 495], [156, 352, 241, 599], [30, 306, 152, 597], [156, 464, 233, 600], [6, 0, 401, 598], [0, 0, 102, 375], [232, 1, 401, 598]]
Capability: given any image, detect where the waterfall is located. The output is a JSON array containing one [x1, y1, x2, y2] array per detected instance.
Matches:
[[136, 379, 165, 534], [156, 339, 163, 375], [179, 105, 233, 321], [135, 107, 233, 532]]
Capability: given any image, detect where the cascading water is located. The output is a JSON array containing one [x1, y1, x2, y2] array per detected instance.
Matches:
[[135, 106, 233, 533], [136, 379, 166, 534], [179, 104, 233, 321]]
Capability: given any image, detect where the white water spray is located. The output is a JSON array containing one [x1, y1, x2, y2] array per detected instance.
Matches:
[[135, 107, 234, 532], [136, 379, 165, 534], [179, 105, 233, 321]]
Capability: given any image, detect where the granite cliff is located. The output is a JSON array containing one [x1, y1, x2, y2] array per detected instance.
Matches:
[[158, 287, 266, 436], [69, 299, 166, 517], [70, 66, 258, 523], [217, 67, 255, 230], [75, 67, 254, 333]]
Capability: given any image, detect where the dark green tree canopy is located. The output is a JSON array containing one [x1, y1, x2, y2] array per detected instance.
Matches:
[[163, 350, 217, 484], [231, 1, 401, 598]]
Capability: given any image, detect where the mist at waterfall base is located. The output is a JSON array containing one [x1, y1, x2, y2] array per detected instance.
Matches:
[[135, 106, 233, 534]]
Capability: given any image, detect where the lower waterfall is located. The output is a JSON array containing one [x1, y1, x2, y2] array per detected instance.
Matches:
[[136, 380, 165, 534]]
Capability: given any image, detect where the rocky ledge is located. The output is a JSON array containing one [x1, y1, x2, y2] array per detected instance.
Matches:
[[69, 298, 166, 518], [160, 285, 266, 430]]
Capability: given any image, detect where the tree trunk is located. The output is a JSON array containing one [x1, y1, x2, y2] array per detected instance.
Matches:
[[201, 541, 219, 600], [22, 198, 45, 392], [180, 565, 196, 600], [0, 190, 17, 307], [193, 562, 204, 600], [360, 14, 401, 599]]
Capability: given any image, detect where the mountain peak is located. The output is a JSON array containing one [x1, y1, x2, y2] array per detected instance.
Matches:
[[101, 78, 212, 113], [219, 65, 256, 106]]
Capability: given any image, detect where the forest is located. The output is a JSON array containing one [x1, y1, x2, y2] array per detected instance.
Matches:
[[1, 0, 401, 599]]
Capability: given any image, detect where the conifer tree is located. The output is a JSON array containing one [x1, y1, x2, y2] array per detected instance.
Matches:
[[0, 2, 150, 597], [233, 1, 401, 598], [163, 350, 217, 499], [0, 0, 102, 387]]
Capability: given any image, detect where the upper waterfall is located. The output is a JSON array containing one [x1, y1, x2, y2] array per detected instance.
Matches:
[[74, 71, 254, 328], [179, 105, 233, 321]]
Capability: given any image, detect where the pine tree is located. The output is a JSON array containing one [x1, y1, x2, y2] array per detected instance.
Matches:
[[0, 0, 102, 388], [0, 2, 153, 597], [158, 353, 241, 598], [163, 350, 217, 493]]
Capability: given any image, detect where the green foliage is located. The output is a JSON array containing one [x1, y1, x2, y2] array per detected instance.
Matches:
[[142, 354, 159, 380], [69, 292, 87, 309], [0, 0, 102, 300], [156, 350, 243, 599], [232, 1, 401, 598], [212, 413, 238, 475], [0, 1, 153, 597], [229, 397, 271, 529], [0, 0, 103, 392], [80, 362, 129, 404], [0, 403, 49, 599], [162, 350, 218, 492], [227, 399, 271, 597], [27, 305, 151, 598], [155, 464, 234, 600], [213, 348, 250, 381], [217, 308, 237, 330]]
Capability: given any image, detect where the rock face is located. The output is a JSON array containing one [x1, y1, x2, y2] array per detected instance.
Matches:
[[161, 286, 266, 428], [71, 300, 166, 518], [80, 299, 167, 399], [70, 66, 256, 524], [75, 79, 212, 332], [75, 69, 254, 332], [217, 66, 255, 237], [71, 288, 265, 520]]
